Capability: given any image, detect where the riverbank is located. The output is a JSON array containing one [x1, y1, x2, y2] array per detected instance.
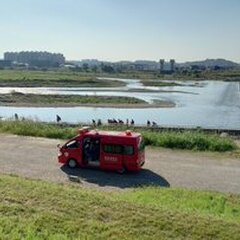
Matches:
[[0, 78, 125, 88], [0, 92, 175, 108], [112, 69, 240, 81], [140, 79, 205, 87], [0, 120, 237, 152], [141, 80, 183, 87], [1, 69, 240, 88]]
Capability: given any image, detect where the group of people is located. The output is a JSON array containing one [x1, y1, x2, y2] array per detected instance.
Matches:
[[107, 118, 158, 127], [56, 115, 158, 127], [107, 118, 135, 126], [13, 114, 157, 128], [147, 120, 158, 127], [92, 119, 102, 126], [13, 113, 25, 121]]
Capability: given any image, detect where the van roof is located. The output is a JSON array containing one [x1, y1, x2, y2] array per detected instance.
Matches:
[[79, 129, 141, 139]]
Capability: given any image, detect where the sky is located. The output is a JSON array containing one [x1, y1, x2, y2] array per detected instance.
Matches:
[[0, 0, 240, 62]]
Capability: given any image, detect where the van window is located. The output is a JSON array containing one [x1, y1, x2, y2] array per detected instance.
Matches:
[[138, 138, 145, 152], [103, 144, 134, 155], [66, 140, 80, 149], [103, 144, 122, 154], [124, 145, 134, 155]]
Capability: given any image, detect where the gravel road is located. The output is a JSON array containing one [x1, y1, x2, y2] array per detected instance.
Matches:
[[0, 134, 240, 193]]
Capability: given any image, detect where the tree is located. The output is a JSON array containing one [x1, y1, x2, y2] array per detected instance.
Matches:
[[82, 63, 89, 72], [101, 64, 114, 73]]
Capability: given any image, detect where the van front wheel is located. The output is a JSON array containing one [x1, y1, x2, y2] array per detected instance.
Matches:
[[68, 158, 77, 168]]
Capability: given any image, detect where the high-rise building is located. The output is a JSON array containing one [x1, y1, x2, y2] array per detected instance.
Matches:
[[4, 51, 65, 67], [170, 59, 175, 72], [160, 59, 165, 72], [159, 59, 176, 73]]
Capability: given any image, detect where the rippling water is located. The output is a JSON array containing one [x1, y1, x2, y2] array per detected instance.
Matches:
[[0, 78, 239, 129]]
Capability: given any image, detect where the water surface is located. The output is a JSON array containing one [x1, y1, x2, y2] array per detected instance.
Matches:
[[0, 79, 239, 129]]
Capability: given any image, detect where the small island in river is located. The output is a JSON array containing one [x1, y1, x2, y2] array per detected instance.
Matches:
[[0, 92, 175, 108]]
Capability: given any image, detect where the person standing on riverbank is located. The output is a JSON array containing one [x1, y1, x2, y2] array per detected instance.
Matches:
[[56, 115, 61, 123]]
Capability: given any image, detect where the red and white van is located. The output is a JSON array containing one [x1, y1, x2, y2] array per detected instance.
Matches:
[[58, 127, 145, 172]]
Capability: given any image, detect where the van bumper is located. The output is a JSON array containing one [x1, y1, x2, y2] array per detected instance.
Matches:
[[58, 155, 66, 164]]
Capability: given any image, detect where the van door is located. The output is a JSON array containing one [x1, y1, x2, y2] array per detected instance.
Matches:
[[82, 137, 100, 167]]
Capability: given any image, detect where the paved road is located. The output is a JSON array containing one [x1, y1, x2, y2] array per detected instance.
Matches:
[[0, 134, 240, 193]]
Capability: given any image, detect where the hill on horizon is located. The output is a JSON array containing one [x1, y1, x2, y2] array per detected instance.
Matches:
[[179, 58, 239, 68]]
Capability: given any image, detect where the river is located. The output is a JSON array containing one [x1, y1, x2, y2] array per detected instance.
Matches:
[[0, 78, 239, 129]]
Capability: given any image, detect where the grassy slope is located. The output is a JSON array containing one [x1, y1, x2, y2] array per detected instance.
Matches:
[[0, 175, 239, 239], [0, 121, 237, 152]]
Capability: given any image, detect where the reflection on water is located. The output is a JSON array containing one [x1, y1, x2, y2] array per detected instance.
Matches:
[[0, 78, 239, 129]]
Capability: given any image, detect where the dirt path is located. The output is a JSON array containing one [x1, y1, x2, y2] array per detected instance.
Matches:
[[0, 134, 239, 193]]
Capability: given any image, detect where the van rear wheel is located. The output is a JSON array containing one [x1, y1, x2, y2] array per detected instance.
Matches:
[[68, 158, 77, 168], [117, 167, 126, 174]]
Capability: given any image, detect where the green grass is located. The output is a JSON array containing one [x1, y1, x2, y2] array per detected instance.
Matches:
[[0, 174, 239, 239], [0, 92, 146, 106], [0, 70, 125, 87], [94, 69, 240, 81], [1, 69, 240, 85], [141, 80, 182, 87], [0, 69, 98, 81], [97, 125, 237, 152], [0, 120, 76, 139], [119, 187, 240, 222], [142, 130, 237, 152], [0, 120, 237, 152]]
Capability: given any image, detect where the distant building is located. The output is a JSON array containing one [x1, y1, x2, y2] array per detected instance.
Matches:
[[159, 59, 176, 74], [0, 60, 12, 68], [4, 51, 65, 67], [170, 59, 175, 72], [160, 59, 165, 72]]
